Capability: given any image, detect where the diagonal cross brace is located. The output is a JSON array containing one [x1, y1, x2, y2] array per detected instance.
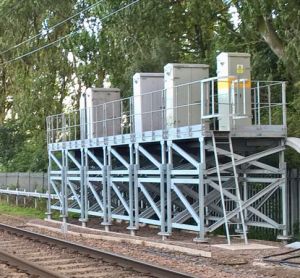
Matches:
[[67, 151, 81, 169], [138, 146, 161, 169], [172, 183, 200, 225], [88, 181, 104, 211], [206, 178, 284, 232], [50, 153, 62, 169], [206, 145, 282, 174], [110, 148, 129, 169], [87, 150, 103, 169], [171, 143, 199, 168], [111, 182, 130, 214], [67, 181, 81, 208], [139, 182, 161, 219], [206, 146, 285, 175]]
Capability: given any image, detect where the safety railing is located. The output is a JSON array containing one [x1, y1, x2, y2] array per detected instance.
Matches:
[[46, 78, 287, 144], [251, 81, 286, 126]]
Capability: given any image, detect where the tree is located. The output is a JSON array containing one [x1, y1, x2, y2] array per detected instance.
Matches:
[[0, 0, 299, 171]]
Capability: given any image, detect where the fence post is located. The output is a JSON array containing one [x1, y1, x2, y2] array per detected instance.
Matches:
[[23, 189, 26, 207], [29, 172, 31, 192], [34, 190, 37, 209], [15, 188, 18, 206]]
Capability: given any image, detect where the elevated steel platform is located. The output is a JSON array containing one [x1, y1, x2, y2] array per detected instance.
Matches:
[[46, 76, 287, 243]]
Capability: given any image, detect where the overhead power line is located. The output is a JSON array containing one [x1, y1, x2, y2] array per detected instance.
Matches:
[[0, 0, 141, 66], [0, 0, 106, 56]]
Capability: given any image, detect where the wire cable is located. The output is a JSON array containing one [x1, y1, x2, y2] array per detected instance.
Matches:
[[0, 0, 141, 66], [0, 0, 106, 56]]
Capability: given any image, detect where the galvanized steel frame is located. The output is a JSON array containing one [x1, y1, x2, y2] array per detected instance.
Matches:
[[46, 79, 288, 241], [47, 129, 287, 240]]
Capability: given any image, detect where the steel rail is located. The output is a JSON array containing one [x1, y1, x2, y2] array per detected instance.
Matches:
[[0, 248, 63, 278], [263, 248, 300, 267], [0, 223, 197, 278]]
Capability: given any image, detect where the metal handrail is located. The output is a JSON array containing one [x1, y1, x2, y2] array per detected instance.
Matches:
[[46, 78, 287, 143]]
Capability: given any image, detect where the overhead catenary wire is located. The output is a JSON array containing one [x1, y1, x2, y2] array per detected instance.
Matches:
[[0, 0, 106, 56], [0, 0, 141, 66]]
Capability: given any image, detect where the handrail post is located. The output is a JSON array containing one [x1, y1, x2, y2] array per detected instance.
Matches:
[[230, 80, 234, 129], [243, 79, 246, 115], [200, 81, 204, 120], [211, 80, 215, 116], [257, 81, 261, 126], [268, 85, 272, 125], [282, 82, 287, 127]]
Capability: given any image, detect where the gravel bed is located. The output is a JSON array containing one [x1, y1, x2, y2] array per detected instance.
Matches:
[[0, 228, 151, 278], [0, 263, 29, 278], [0, 214, 299, 278]]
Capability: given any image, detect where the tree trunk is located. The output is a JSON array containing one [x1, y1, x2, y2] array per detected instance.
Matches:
[[257, 15, 284, 59]]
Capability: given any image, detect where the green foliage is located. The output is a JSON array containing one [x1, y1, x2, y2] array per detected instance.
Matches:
[[0, 0, 299, 170]]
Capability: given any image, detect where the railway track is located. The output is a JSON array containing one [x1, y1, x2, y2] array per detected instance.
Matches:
[[0, 223, 196, 278]]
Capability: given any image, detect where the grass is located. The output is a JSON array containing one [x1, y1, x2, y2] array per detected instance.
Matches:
[[0, 198, 79, 220], [0, 200, 46, 219]]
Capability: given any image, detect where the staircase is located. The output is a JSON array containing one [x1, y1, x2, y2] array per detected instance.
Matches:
[[211, 131, 248, 245]]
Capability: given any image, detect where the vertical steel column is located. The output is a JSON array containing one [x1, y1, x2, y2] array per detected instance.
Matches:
[[282, 82, 287, 127], [166, 141, 173, 235], [80, 91, 88, 227], [80, 148, 88, 227], [61, 149, 68, 224], [280, 139, 287, 237], [194, 137, 206, 242], [107, 146, 112, 227], [80, 148, 85, 226], [134, 143, 139, 230], [242, 164, 248, 232], [101, 146, 110, 231], [46, 153, 52, 220], [159, 141, 168, 238], [127, 144, 136, 235]]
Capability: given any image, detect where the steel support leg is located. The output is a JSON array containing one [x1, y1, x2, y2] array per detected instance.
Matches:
[[80, 148, 88, 227], [242, 164, 248, 232], [134, 144, 139, 231], [158, 141, 169, 239], [101, 146, 111, 231], [127, 144, 137, 235], [280, 143, 288, 238], [61, 150, 68, 231], [166, 141, 173, 236], [194, 137, 207, 242]]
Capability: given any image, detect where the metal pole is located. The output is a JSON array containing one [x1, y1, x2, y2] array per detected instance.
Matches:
[[62, 149, 68, 225], [257, 81, 261, 125], [280, 140, 287, 237], [194, 137, 206, 242], [34, 190, 37, 209], [268, 85, 272, 125], [107, 147, 112, 227], [282, 82, 287, 127], [128, 144, 135, 235], [159, 141, 167, 238], [167, 141, 173, 235], [134, 143, 139, 230], [254, 88, 257, 125], [101, 146, 109, 231]]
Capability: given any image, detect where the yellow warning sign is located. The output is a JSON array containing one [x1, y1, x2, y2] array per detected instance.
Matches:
[[236, 64, 244, 74]]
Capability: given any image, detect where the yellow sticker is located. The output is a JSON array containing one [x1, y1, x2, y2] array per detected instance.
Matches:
[[236, 64, 244, 74]]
